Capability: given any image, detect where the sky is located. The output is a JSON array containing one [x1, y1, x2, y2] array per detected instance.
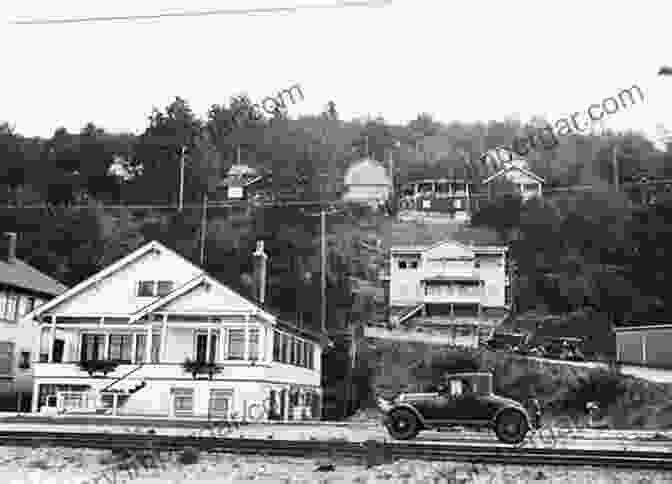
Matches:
[[1, 0, 671, 147]]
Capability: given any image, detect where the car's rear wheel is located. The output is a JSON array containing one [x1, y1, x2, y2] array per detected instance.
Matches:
[[495, 410, 528, 444], [386, 409, 420, 440]]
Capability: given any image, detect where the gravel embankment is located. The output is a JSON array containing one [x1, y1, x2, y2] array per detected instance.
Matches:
[[1, 446, 672, 483]]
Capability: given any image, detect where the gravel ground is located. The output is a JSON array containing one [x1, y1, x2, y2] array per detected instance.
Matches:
[[1, 447, 672, 484]]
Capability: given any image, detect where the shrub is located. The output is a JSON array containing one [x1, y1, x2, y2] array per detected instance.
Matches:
[[178, 446, 200, 465]]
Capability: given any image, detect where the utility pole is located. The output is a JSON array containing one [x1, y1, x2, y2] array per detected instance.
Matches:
[[321, 208, 327, 335], [612, 144, 619, 192], [199, 192, 208, 265], [178, 146, 186, 212]]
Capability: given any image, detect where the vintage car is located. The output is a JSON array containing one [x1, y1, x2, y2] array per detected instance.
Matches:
[[376, 372, 534, 444]]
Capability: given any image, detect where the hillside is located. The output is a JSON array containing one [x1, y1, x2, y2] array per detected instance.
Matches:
[[361, 338, 672, 429]]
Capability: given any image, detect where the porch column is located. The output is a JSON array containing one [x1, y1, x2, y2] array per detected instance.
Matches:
[[206, 327, 212, 362], [266, 327, 273, 363], [642, 334, 647, 364], [161, 315, 168, 362], [219, 319, 226, 362], [284, 386, 290, 422], [131, 333, 137, 364], [103, 318, 109, 360], [244, 314, 250, 361], [112, 394, 119, 416], [48, 316, 56, 363], [31, 381, 39, 413], [145, 323, 152, 363]]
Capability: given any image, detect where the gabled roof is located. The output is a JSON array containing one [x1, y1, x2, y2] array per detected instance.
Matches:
[[391, 238, 507, 255], [482, 165, 545, 185], [0, 258, 68, 297], [21, 240, 196, 323], [128, 273, 277, 324]]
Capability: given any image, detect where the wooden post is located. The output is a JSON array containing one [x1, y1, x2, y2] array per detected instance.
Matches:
[[219, 319, 226, 362], [161, 314, 168, 362], [244, 315, 250, 361], [48, 316, 56, 363], [145, 324, 152, 363]]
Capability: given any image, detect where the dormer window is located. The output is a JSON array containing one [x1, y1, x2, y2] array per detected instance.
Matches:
[[137, 280, 174, 297]]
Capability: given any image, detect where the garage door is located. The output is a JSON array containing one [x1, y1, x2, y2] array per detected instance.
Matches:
[[643, 330, 672, 367], [618, 333, 643, 364]]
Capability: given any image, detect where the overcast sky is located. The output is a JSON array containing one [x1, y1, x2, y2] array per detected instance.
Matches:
[[2, 0, 670, 146]]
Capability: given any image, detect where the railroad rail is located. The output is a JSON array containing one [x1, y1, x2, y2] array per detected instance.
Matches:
[[0, 430, 670, 470]]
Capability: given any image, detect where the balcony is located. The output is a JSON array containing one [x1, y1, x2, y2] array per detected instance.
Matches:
[[422, 279, 484, 304]]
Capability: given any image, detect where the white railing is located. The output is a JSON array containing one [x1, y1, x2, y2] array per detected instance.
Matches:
[[56, 391, 99, 413]]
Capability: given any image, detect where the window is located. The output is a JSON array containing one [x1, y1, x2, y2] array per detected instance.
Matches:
[[505, 285, 512, 306], [228, 329, 245, 360], [157, 281, 174, 297], [398, 260, 407, 269], [25, 297, 36, 315], [81, 334, 105, 362], [195, 332, 218, 363], [5, 294, 17, 321], [0, 293, 6, 319], [449, 379, 463, 397], [134, 334, 161, 363], [209, 389, 232, 418], [19, 351, 30, 369], [249, 329, 260, 360], [137, 281, 155, 297], [0, 342, 13, 375], [108, 335, 131, 362], [273, 331, 281, 361], [410, 261, 419, 269], [173, 388, 194, 416]]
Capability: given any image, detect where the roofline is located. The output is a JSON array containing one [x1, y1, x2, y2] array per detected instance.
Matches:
[[614, 323, 672, 332], [390, 243, 507, 254], [128, 274, 210, 323], [21, 241, 169, 323], [482, 166, 546, 184], [0, 280, 65, 299], [129, 272, 278, 325]]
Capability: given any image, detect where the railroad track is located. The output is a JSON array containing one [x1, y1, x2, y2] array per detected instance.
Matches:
[[0, 431, 670, 470]]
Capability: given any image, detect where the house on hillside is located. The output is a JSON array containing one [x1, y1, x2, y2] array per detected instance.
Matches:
[[23, 240, 325, 420], [342, 157, 393, 207], [369, 228, 510, 347], [0, 232, 68, 411], [482, 163, 545, 201]]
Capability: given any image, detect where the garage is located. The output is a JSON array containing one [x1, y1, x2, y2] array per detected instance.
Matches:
[[615, 322, 672, 368]]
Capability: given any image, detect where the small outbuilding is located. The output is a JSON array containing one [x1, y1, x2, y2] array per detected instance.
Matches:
[[614, 321, 672, 368]]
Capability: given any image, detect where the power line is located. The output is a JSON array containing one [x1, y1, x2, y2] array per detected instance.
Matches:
[[10, 0, 392, 25]]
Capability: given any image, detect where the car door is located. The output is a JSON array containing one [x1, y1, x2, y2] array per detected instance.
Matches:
[[421, 379, 465, 422]]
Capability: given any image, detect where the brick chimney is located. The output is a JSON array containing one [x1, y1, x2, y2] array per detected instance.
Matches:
[[3, 233, 17, 262], [252, 240, 268, 305]]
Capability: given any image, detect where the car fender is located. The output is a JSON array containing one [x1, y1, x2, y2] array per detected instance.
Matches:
[[387, 403, 428, 428], [492, 406, 533, 430]]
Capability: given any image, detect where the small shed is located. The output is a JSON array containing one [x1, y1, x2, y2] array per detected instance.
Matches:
[[614, 321, 672, 368]]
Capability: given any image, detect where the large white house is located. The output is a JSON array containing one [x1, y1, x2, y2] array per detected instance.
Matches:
[[23, 240, 324, 420], [371, 238, 510, 347]]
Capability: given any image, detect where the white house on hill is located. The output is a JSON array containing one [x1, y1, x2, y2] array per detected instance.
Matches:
[[342, 157, 393, 206], [23, 240, 324, 421]]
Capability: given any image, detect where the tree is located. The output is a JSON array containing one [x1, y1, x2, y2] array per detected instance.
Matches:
[[0, 124, 27, 203], [130, 97, 203, 204]]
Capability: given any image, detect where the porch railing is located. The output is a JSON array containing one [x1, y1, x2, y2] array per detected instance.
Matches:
[[56, 391, 99, 412]]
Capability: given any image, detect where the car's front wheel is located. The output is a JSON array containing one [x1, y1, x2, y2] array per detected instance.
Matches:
[[494, 410, 529, 444], [386, 408, 420, 440]]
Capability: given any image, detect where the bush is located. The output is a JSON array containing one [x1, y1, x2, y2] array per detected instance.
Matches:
[[178, 446, 200, 465], [558, 368, 628, 414]]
